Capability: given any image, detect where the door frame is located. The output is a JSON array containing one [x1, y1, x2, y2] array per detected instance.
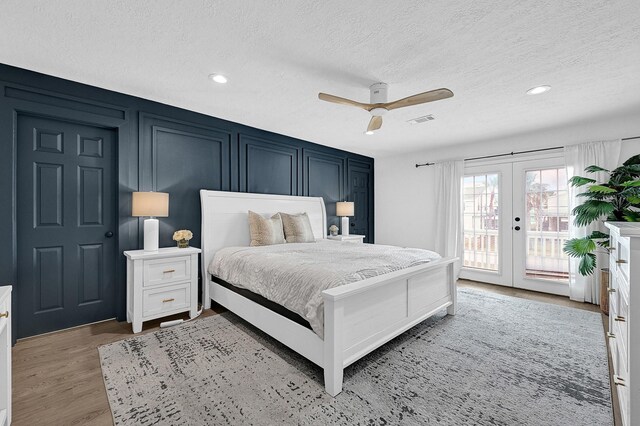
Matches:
[[459, 162, 513, 286], [460, 151, 570, 296], [347, 159, 375, 243], [15, 113, 121, 337], [0, 91, 130, 341], [512, 156, 570, 296]]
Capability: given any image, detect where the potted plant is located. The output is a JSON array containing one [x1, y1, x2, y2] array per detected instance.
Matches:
[[563, 155, 640, 311]]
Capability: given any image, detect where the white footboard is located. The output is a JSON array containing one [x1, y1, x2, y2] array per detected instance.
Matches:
[[322, 257, 457, 396]]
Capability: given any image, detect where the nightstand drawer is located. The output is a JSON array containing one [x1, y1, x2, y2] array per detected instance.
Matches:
[[143, 283, 190, 317], [143, 256, 191, 287], [326, 235, 365, 243]]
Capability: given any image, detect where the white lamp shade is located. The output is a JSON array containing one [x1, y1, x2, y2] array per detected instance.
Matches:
[[336, 201, 354, 217], [132, 192, 169, 217]]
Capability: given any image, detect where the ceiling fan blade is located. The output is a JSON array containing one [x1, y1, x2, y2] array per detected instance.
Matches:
[[367, 116, 383, 132], [384, 88, 454, 111], [318, 92, 371, 110]]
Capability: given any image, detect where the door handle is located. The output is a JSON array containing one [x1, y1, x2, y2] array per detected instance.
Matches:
[[350, 223, 355, 227], [514, 226, 521, 231], [105, 231, 114, 238], [514, 217, 521, 222]]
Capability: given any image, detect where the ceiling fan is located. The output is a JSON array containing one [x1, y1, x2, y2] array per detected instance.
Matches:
[[318, 83, 453, 134]]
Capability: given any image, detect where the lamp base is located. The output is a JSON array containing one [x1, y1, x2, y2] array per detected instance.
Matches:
[[143, 218, 159, 251], [341, 216, 350, 236]]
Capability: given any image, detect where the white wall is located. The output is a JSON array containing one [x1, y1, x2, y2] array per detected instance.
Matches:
[[375, 108, 640, 250]]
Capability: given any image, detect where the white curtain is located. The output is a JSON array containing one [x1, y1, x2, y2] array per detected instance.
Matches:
[[565, 140, 621, 303], [434, 160, 464, 279]]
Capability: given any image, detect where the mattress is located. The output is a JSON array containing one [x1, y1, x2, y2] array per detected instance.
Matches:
[[208, 240, 441, 338]]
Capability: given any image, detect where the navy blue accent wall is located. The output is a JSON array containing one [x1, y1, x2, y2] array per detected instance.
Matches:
[[0, 64, 374, 338]]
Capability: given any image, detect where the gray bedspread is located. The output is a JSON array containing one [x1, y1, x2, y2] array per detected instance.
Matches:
[[208, 240, 440, 337]]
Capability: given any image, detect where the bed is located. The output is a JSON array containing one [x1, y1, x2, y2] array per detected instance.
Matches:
[[200, 190, 457, 396]]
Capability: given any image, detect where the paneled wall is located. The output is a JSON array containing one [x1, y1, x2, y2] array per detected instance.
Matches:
[[0, 64, 374, 338]]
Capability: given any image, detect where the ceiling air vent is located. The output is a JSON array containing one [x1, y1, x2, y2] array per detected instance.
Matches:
[[407, 114, 435, 125]]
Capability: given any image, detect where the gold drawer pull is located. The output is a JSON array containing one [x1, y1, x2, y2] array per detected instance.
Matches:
[[607, 332, 616, 339], [163, 269, 176, 274], [616, 259, 627, 264], [608, 287, 616, 294], [162, 298, 175, 303], [0, 311, 8, 319], [614, 375, 626, 386], [614, 316, 626, 322]]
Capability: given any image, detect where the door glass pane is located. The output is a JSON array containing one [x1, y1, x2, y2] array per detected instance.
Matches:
[[463, 173, 499, 271], [524, 168, 569, 281]]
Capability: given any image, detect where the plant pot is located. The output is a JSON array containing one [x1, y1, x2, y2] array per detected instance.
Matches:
[[177, 239, 189, 249], [600, 268, 609, 316]]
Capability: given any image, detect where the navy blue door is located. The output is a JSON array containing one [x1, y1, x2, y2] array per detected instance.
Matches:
[[17, 115, 117, 337], [348, 164, 373, 242]]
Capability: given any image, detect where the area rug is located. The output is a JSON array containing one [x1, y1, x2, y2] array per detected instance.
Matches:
[[99, 288, 612, 425]]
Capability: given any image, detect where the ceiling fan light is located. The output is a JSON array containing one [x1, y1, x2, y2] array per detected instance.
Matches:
[[209, 74, 228, 84], [526, 85, 551, 95], [364, 130, 374, 135]]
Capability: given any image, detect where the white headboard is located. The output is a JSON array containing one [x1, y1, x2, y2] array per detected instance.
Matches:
[[199, 190, 327, 301]]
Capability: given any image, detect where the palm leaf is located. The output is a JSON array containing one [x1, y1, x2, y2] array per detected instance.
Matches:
[[569, 176, 596, 187], [587, 230, 609, 240], [627, 196, 640, 205], [576, 191, 608, 200], [623, 210, 640, 222], [572, 200, 616, 226], [564, 238, 596, 257], [578, 253, 597, 276], [584, 165, 609, 173], [588, 185, 617, 194], [621, 180, 640, 187], [623, 154, 640, 166]]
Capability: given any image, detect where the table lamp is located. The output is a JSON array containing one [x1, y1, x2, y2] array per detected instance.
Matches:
[[132, 191, 169, 251], [336, 201, 354, 236]]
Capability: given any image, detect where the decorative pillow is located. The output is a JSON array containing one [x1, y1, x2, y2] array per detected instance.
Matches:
[[279, 212, 316, 243], [248, 211, 285, 246]]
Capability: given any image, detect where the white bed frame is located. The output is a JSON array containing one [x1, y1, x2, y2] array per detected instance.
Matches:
[[200, 190, 457, 396]]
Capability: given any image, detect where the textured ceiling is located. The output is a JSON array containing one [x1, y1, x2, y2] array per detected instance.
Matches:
[[1, 1, 639, 157]]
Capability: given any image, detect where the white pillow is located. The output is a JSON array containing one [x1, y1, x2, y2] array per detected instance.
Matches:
[[248, 211, 285, 246], [279, 212, 315, 243]]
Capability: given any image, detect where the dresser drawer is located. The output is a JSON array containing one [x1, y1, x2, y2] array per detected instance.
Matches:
[[615, 236, 630, 284], [613, 290, 629, 367], [143, 283, 190, 317], [612, 344, 629, 426], [143, 256, 191, 287], [0, 295, 8, 334]]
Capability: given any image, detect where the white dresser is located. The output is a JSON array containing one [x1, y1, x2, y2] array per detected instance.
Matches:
[[605, 222, 639, 426], [124, 247, 200, 333], [0, 286, 11, 425]]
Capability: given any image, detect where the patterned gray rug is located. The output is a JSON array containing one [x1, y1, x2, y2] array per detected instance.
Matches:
[[99, 288, 612, 425]]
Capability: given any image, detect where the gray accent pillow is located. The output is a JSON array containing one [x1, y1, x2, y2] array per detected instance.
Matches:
[[248, 211, 285, 246], [279, 212, 316, 243]]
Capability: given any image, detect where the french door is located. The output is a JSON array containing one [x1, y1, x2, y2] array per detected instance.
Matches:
[[460, 156, 570, 296]]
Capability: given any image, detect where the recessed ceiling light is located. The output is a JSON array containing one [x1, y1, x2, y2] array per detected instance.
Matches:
[[364, 131, 374, 135], [526, 85, 551, 95], [209, 74, 228, 84]]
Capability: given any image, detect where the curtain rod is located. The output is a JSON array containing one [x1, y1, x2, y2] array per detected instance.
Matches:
[[415, 135, 640, 168]]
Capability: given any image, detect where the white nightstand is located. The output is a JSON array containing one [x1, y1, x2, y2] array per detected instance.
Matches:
[[124, 247, 201, 333], [327, 234, 365, 243]]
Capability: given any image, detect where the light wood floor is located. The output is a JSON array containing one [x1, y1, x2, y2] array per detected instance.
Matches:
[[11, 281, 617, 425]]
